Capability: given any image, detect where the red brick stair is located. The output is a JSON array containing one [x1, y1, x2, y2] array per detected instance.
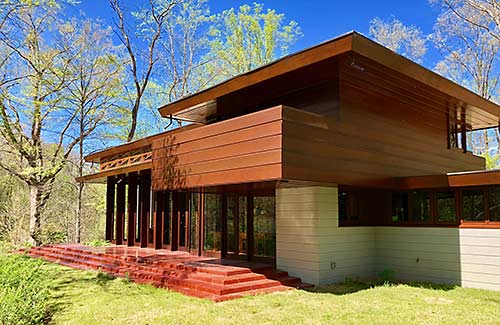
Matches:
[[27, 244, 312, 301]]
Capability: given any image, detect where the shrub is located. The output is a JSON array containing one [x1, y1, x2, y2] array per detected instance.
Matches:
[[84, 239, 111, 247], [0, 254, 51, 325]]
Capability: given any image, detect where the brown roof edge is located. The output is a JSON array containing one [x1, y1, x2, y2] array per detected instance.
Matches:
[[157, 31, 356, 117], [158, 31, 500, 121], [76, 162, 152, 183], [85, 124, 200, 163], [350, 33, 500, 120]]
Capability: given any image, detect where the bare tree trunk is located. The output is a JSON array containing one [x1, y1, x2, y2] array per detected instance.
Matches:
[[76, 182, 83, 243], [28, 184, 45, 246]]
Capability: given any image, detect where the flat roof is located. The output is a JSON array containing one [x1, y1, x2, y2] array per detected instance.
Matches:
[[158, 31, 500, 129]]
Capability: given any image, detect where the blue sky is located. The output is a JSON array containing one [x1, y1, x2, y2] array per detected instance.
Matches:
[[74, 0, 443, 68]]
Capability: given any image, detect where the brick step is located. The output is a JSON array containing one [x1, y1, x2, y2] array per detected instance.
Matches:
[[28, 250, 120, 273], [177, 262, 252, 276], [177, 277, 282, 296], [212, 285, 294, 302], [31, 247, 120, 266], [188, 272, 266, 285], [26, 244, 313, 301]]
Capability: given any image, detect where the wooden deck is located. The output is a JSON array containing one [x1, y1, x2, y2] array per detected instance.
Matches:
[[27, 244, 312, 302]]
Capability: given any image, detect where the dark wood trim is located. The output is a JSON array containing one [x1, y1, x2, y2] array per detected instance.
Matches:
[[139, 172, 151, 248], [153, 191, 163, 249], [221, 194, 228, 258], [127, 172, 138, 246], [105, 177, 115, 241], [247, 195, 254, 261], [171, 192, 179, 251], [115, 178, 126, 245]]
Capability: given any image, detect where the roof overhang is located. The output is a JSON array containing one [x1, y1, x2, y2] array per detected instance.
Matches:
[[158, 31, 500, 130], [398, 169, 500, 190]]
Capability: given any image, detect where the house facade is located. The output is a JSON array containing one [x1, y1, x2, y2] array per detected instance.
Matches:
[[79, 32, 500, 290]]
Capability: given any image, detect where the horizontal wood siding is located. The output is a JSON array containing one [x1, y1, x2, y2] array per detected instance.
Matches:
[[151, 107, 283, 190], [375, 227, 500, 291], [281, 85, 485, 186], [276, 185, 375, 285]]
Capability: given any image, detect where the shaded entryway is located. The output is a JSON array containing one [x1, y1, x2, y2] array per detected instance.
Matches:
[[27, 244, 312, 302]]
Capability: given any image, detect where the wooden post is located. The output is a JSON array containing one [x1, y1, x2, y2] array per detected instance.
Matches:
[[171, 192, 179, 251], [139, 172, 151, 248], [115, 177, 126, 245], [127, 172, 137, 246], [247, 194, 254, 261], [154, 191, 164, 249], [105, 177, 115, 241], [221, 194, 228, 258]]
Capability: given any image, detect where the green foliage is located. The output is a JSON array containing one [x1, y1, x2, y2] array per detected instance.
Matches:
[[83, 239, 111, 247], [378, 269, 396, 283], [483, 151, 499, 169], [205, 2, 302, 83], [0, 254, 51, 325]]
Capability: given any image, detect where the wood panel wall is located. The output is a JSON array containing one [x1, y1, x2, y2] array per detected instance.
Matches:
[[281, 75, 486, 187], [151, 106, 284, 191]]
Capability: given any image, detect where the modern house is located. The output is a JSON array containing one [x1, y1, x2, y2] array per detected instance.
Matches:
[[75, 31, 500, 291]]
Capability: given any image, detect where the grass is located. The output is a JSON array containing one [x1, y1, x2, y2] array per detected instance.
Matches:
[[5, 254, 500, 324]]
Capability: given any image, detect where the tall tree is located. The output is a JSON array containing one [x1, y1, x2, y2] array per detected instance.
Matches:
[[0, 2, 113, 245], [61, 19, 125, 243], [205, 3, 302, 83], [369, 17, 428, 63], [431, 0, 500, 159], [109, 0, 177, 142]]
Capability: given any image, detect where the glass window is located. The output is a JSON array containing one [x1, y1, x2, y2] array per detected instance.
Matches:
[[488, 187, 500, 222], [437, 191, 456, 223], [190, 193, 199, 250], [253, 196, 276, 258], [392, 192, 408, 222], [411, 191, 431, 223], [462, 189, 485, 222], [339, 191, 347, 221], [163, 192, 171, 246], [203, 193, 222, 251]]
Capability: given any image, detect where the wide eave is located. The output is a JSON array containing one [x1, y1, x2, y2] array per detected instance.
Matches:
[[158, 32, 500, 130]]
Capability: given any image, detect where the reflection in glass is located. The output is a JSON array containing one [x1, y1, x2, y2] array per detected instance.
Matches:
[[462, 189, 485, 221], [411, 191, 431, 222], [204, 193, 222, 251], [253, 196, 276, 258], [437, 191, 456, 223]]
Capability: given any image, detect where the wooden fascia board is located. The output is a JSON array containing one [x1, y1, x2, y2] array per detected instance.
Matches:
[[350, 33, 500, 122], [397, 170, 500, 190], [75, 162, 152, 183], [85, 124, 200, 163]]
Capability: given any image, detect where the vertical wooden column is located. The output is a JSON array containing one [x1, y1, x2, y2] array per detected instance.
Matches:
[[105, 177, 115, 241], [139, 172, 151, 248], [115, 177, 126, 245], [127, 172, 138, 246], [154, 191, 164, 249], [247, 194, 254, 261], [171, 192, 179, 251], [198, 192, 204, 256], [221, 194, 228, 258]]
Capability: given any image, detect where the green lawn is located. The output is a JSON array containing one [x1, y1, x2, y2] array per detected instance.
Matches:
[[10, 256, 500, 324]]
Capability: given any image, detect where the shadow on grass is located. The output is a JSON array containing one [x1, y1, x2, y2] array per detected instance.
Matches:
[[307, 279, 457, 296]]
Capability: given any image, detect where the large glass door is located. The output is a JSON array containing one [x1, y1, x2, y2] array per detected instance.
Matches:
[[253, 196, 276, 260], [225, 195, 248, 259], [172, 192, 189, 251]]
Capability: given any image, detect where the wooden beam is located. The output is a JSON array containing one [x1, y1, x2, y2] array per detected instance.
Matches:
[[75, 162, 152, 183]]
